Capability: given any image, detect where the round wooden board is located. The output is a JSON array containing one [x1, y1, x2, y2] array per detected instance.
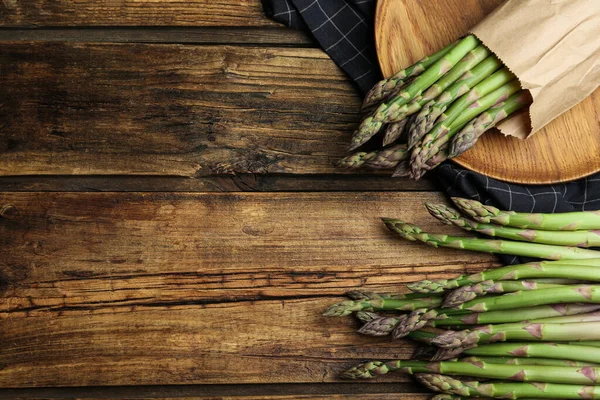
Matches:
[[375, 0, 600, 184]]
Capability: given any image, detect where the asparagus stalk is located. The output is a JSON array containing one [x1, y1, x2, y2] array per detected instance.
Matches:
[[362, 144, 408, 169], [336, 144, 408, 170], [449, 91, 530, 157], [443, 280, 567, 308], [447, 285, 600, 313], [349, 36, 480, 151], [411, 81, 523, 178], [392, 160, 411, 178], [380, 44, 491, 131], [342, 359, 600, 384], [451, 197, 600, 231], [362, 41, 458, 110], [464, 342, 600, 364], [432, 321, 600, 348], [382, 118, 408, 146], [354, 311, 381, 323], [427, 202, 600, 248], [334, 151, 375, 168], [407, 259, 600, 294], [408, 55, 503, 149], [347, 290, 432, 301], [322, 296, 442, 317], [417, 373, 600, 398], [434, 304, 600, 327], [461, 356, 600, 367], [358, 314, 404, 336], [383, 219, 600, 260], [408, 68, 515, 172]]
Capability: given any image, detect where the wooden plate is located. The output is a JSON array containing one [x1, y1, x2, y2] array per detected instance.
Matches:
[[375, 0, 600, 184]]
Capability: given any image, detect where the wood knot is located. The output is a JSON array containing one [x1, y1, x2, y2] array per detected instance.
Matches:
[[0, 205, 18, 220]]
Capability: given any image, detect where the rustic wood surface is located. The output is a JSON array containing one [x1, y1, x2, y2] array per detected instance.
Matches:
[[0, 0, 498, 398], [375, 0, 600, 184]]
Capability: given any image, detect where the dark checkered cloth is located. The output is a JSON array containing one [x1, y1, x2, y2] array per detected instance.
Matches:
[[262, 0, 600, 264]]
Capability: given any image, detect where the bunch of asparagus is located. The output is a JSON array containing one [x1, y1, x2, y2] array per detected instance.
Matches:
[[336, 35, 532, 180], [324, 199, 600, 399]]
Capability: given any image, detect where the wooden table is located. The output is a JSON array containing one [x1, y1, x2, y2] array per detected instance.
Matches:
[[0, 1, 498, 398]]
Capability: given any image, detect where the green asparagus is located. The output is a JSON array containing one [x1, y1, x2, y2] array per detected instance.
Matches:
[[322, 296, 442, 317], [383, 219, 600, 260], [342, 359, 600, 384], [426, 202, 600, 248], [407, 259, 600, 293], [411, 81, 522, 178], [443, 280, 567, 308], [349, 36, 480, 151], [417, 373, 600, 398], [460, 356, 600, 367], [449, 91, 530, 157], [451, 197, 600, 230], [408, 55, 503, 149], [362, 41, 458, 110], [464, 342, 600, 364], [432, 321, 600, 348]]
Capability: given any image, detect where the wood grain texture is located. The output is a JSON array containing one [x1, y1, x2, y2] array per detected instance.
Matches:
[[0, 192, 497, 387], [0, 0, 278, 27], [0, 27, 314, 45], [0, 42, 363, 177], [0, 174, 435, 193], [375, 0, 600, 184]]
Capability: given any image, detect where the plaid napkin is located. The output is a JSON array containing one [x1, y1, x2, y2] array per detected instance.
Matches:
[[262, 0, 600, 264]]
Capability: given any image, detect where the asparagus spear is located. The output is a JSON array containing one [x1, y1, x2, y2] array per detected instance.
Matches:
[[336, 144, 408, 170], [449, 91, 531, 157], [432, 321, 600, 348], [434, 304, 600, 327], [363, 144, 408, 169], [461, 356, 600, 367], [392, 160, 411, 178], [417, 373, 600, 398], [358, 314, 404, 336], [347, 290, 431, 301], [451, 197, 600, 230], [443, 280, 567, 308], [383, 219, 600, 260], [408, 55, 503, 149], [430, 395, 464, 400], [382, 118, 408, 146], [447, 285, 600, 313], [342, 359, 600, 384], [464, 342, 600, 364], [322, 296, 442, 317], [335, 151, 375, 168], [427, 202, 600, 248], [411, 81, 523, 178], [349, 36, 480, 151], [408, 68, 515, 171], [407, 259, 600, 294], [362, 41, 458, 110], [379, 44, 490, 131], [354, 311, 382, 323]]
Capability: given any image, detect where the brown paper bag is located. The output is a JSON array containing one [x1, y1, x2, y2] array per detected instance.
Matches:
[[470, 0, 600, 139]]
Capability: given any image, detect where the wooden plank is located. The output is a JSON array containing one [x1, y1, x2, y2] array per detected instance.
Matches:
[[0, 382, 426, 398], [0, 42, 370, 177], [0, 27, 314, 45], [13, 396, 428, 400], [0, 192, 497, 387], [0, 0, 279, 27], [0, 175, 435, 192]]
